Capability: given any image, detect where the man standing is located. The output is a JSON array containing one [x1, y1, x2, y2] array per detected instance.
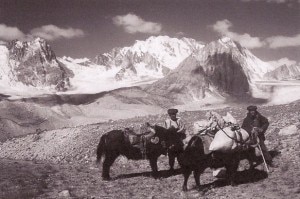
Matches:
[[241, 105, 273, 166], [165, 108, 186, 171]]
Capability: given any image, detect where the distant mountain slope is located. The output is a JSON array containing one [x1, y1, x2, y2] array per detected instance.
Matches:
[[264, 64, 300, 80]]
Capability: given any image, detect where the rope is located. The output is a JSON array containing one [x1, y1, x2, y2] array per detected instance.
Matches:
[[124, 128, 153, 137]]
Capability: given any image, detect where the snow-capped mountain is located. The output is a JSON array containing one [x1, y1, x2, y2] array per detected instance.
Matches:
[[263, 64, 300, 80], [2, 35, 299, 102], [0, 38, 72, 95], [94, 36, 205, 81], [199, 37, 274, 81], [145, 37, 277, 103]]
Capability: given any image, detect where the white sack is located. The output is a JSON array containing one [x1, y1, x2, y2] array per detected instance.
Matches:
[[209, 127, 250, 153]]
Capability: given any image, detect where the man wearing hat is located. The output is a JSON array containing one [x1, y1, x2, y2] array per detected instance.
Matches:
[[165, 108, 186, 171], [241, 105, 273, 166]]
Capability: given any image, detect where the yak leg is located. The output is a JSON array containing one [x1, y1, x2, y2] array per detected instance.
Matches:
[[102, 152, 118, 180], [225, 157, 239, 186], [149, 155, 159, 178], [193, 168, 201, 188], [168, 151, 176, 171], [182, 168, 192, 191], [247, 148, 257, 170]]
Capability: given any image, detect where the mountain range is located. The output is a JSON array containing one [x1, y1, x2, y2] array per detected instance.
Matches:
[[0, 35, 299, 102], [1, 35, 300, 141]]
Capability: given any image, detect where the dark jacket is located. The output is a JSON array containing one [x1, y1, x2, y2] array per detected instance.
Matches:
[[241, 112, 269, 141]]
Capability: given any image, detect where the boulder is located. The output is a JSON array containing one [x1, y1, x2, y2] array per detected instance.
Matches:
[[58, 190, 71, 198], [278, 125, 298, 136]]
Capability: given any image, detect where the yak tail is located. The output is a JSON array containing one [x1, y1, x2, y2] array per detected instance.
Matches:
[[96, 134, 107, 164]]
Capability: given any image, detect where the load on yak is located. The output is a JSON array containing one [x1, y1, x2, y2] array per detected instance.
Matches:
[[178, 111, 262, 191], [193, 111, 259, 153]]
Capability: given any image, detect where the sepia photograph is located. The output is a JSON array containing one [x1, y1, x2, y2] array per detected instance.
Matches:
[[0, 0, 299, 198]]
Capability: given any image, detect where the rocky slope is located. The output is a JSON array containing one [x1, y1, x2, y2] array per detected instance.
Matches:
[[0, 101, 299, 198]]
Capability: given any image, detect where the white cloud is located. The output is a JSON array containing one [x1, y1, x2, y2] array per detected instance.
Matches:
[[113, 13, 162, 34], [210, 19, 265, 49], [268, 57, 298, 68], [0, 24, 26, 40], [176, 32, 185, 37], [30, 25, 85, 41], [266, 34, 300, 48]]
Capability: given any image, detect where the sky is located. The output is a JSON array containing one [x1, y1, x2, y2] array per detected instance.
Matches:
[[0, 0, 299, 66]]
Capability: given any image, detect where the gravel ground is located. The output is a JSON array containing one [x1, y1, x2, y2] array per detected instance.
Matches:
[[0, 102, 300, 198]]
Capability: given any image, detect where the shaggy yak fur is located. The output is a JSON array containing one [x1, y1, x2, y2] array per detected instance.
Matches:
[[96, 123, 183, 180], [178, 135, 257, 191]]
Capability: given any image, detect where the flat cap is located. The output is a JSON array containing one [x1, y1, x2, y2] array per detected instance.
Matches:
[[247, 105, 257, 111], [167, 108, 178, 115]]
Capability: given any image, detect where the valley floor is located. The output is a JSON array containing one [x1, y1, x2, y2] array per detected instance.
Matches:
[[0, 102, 300, 198]]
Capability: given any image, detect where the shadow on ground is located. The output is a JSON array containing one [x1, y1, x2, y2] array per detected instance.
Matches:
[[269, 150, 281, 159], [195, 168, 268, 193], [114, 168, 182, 180]]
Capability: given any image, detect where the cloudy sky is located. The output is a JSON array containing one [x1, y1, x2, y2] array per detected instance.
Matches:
[[0, 0, 299, 66]]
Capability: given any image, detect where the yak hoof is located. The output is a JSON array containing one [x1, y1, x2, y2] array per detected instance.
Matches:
[[230, 181, 237, 186], [102, 176, 111, 181], [152, 172, 159, 179], [169, 168, 175, 172]]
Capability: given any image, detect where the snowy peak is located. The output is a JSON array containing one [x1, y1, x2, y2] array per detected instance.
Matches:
[[145, 36, 279, 103], [94, 35, 205, 81], [0, 37, 72, 92], [199, 37, 274, 81], [7, 37, 56, 62], [218, 36, 236, 47], [123, 35, 204, 69]]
